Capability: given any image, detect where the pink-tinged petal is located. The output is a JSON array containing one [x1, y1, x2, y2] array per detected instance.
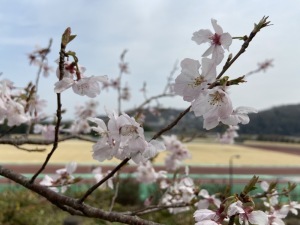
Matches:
[[194, 209, 216, 221], [191, 94, 210, 117], [192, 29, 213, 45], [197, 199, 210, 209], [203, 114, 219, 130], [227, 201, 244, 216], [181, 58, 201, 76], [92, 75, 108, 82], [201, 58, 217, 81], [260, 181, 269, 191], [88, 117, 107, 133], [248, 211, 268, 225], [211, 45, 225, 65], [236, 106, 258, 114], [271, 218, 285, 225], [220, 33, 232, 50], [66, 162, 77, 174], [202, 45, 214, 57], [199, 189, 210, 198], [54, 77, 74, 93], [211, 19, 223, 34], [92, 139, 114, 161]]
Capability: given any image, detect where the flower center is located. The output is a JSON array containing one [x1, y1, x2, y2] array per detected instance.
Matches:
[[209, 91, 224, 106], [120, 125, 138, 136], [211, 33, 221, 45]]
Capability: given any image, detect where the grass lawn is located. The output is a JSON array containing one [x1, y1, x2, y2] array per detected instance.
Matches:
[[1, 140, 300, 166]]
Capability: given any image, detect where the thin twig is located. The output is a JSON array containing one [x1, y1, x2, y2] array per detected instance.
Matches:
[[151, 105, 191, 140], [109, 176, 120, 212], [0, 135, 96, 146], [78, 157, 130, 203], [30, 35, 66, 184], [217, 16, 271, 80]]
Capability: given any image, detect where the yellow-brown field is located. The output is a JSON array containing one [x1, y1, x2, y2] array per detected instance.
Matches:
[[1, 140, 300, 166]]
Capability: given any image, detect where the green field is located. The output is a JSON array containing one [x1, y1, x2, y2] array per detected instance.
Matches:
[[1, 140, 300, 166]]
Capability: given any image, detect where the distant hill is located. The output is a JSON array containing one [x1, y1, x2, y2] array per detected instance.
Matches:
[[142, 104, 300, 137], [239, 104, 300, 136]]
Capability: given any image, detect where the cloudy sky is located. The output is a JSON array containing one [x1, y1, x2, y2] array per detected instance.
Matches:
[[1, 0, 299, 119]]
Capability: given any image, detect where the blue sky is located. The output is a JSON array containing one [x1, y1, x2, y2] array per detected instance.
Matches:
[[1, 0, 299, 119]]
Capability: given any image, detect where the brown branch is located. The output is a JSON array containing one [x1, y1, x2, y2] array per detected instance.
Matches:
[[217, 16, 271, 80], [12, 144, 46, 152], [0, 135, 96, 146], [125, 203, 192, 216], [0, 165, 163, 225], [135, 93, 174, 111], [79, 157, 130, 203], [30, 31, 67, 184], [151, 105, 191, 140]]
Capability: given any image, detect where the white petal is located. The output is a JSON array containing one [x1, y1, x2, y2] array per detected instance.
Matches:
[[220, 33, 232, 50], [192, 29, 213, 45], [248, 211, 268, 225], [211, 19, 223, 34], [201, 58, 217, 81], [54, 78, 74, 93]]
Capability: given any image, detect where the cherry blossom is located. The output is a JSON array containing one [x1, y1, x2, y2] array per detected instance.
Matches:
[[161, 176, 196, 214], [54, 59, 108, 97], [72, 75, 108, 97], [194, 209, 223, 225], [192, 18, 232, 64], [33, 124, 55, 140], [6, 100, 30, 126], [162, 135, 191, 171], [218, 125, 239, 144], [89, 111, 165, 164], [40, 162, 78, 193], [174, 58, 216, 102], [135, 161, 167, 184], [192, 87, 233, 130], [197, 189, 221, 209], [280, 201, 300, 216], [221, 106, 258, 126], [260, 181, 279, 207], [228, 200, 268, 225]]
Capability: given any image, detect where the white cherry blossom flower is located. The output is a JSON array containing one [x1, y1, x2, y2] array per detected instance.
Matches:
[[6, 100, 30, 126], [228, 200, 268, 225], [174, 58, 216, 102], [280, 201, 300, 216], [135, 161, 167, 184], [192, 18, 232, 64], [72, 75, 108, 97], [197, 189, 221, 209], [221, 106, 258, 126], [194, 209, 222, 225], [33, 124, 55, 140], [192, 87, 233, 130], [55, 60, 86, 79]]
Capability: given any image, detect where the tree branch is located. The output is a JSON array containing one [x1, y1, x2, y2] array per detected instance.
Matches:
[[0, 165, 163, 225]]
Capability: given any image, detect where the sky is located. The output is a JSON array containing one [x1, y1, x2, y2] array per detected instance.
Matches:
[[1, 0, 300, 120]]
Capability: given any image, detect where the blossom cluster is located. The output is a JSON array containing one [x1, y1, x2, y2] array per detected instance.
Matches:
[[54, 60, 108, 98], [40, 162, 78, 193], [193, 180, 300, 225], [0, 79, 46, 126], [89, 110, 166, 164], [161, 174, 196, 214], [162, 135, 191, 171], [174, 19, 257, 130]]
